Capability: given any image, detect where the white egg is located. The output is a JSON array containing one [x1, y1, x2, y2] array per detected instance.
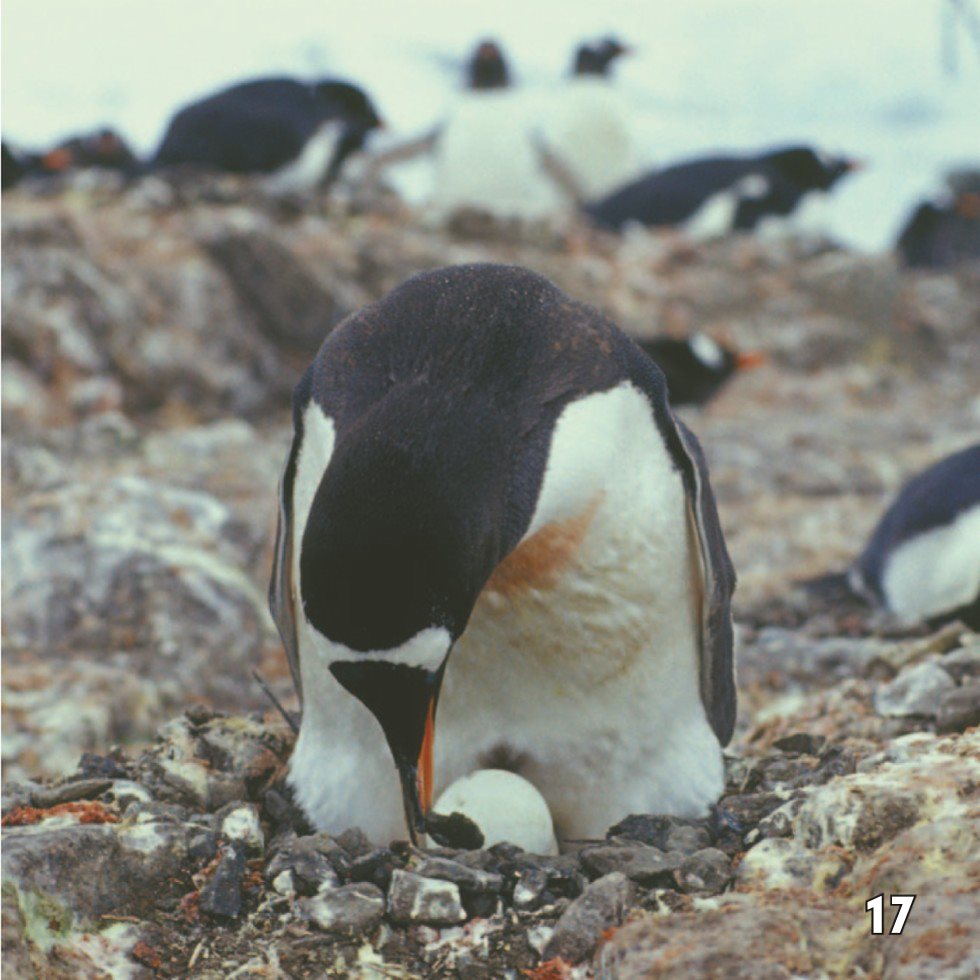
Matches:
[[432, 768, 559, 855]]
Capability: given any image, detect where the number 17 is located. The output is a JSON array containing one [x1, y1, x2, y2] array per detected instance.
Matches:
[[866, 894, 916, 935]]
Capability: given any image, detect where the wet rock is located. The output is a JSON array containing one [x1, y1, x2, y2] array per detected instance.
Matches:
[[542, 871, 634, 965], [674, 848, 732, 894], [198, 845, 247, 921], [387, 869, 466, 926], [935, 680, 980, 734], [300, 882, 385, 936], [874, 661, 956, 718]]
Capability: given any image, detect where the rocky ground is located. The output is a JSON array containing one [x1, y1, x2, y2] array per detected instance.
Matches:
[[2, 172, 979, 978]]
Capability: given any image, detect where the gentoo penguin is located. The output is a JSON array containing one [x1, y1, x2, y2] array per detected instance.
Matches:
[[153, 77, 382, 191], [2, 129, 139, 187], [638, 333, 765, 407], [587, 145, 861, 235], [848, 444, 980, 629], [896, 170, 980, 269], [538, 36, 641, 201], [270, 263, 736, 846], [430, 41, 567, 219], [2, 142, 36, 189]]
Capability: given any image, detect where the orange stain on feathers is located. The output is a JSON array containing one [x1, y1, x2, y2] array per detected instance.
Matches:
[[484, 493, 603, 598]]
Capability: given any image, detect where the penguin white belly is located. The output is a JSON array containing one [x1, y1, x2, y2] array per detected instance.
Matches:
[[540, 82, 641, 200], [431, 94, 565, 219], [880, 504, 980, 622], [263, 121, 344, 194], [438, 384, 723, 839]]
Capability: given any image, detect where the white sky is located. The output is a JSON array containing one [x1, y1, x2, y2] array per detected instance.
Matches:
[[2, 0, 978, 248]]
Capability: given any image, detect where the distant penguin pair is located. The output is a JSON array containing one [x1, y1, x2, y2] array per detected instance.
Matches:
[[2, 128, 140, 189], [587, 146, 862, 237], [152, 76, 383, 192], [270, 263, 736, 846]]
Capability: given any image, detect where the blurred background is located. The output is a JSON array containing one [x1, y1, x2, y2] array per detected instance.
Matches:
[[3, 0, 979, 248]]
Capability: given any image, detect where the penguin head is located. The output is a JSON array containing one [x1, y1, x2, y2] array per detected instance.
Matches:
[[312, 81, 383, 134], [573, 36, 631, 76], [466, 39, 510, 90], [763, 146, 862, 192]]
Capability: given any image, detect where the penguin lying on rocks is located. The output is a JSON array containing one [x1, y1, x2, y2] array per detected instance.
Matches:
[[152, 76, 382, 191], [270, 263, 736, 846], [586, 145, 861, 235], [848, 444, 980, 629], [637, 333, 766, 407], [2, 129, 140, 187]]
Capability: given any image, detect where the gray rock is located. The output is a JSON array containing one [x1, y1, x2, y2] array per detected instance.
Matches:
[[935, 680, 980, 734], [216, 802, 264, 855], [579, 844, 681, 886], [938, 639, 980, 684], [512, 867, 549, 910], [301, 883, 385, 936], [348, 846, 400, 891], [543, 872, 635, 964], [674, 848, 732, 894], [264, 834, 342, 896], [414, 855, 504, 916], [199, 844, 247, 921], [874, 661, 957, 718], [387, 869, 466, 926]]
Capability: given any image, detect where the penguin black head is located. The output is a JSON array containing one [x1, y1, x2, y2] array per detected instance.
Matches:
[[763, 146, 862, 193], [312, 81, 383, 133], [638, 333, 765, 406], [466, 39, 510, 90], [573, 36, 631, 76]]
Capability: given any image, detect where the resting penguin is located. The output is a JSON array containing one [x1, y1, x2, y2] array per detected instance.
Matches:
[[896, 170, 980, 270], [152, 76, 382, 191], [270, 263, 736, 845], [849, 444, 980, 629], [638, 333, 765, 407], [587, 145, 861, 236]]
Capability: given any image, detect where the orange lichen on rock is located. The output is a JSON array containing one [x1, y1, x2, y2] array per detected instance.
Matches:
[[523, 959, 572, 980], [1, 800, 119, 826]]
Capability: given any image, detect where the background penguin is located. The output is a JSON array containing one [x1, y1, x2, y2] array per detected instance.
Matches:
[[152, 76, 382, 191], [586, 145, 861, 236], [2, 129, 139, 187], [270, 263, 736, 846], [848, 444, 980, 629], [429, 40, 566, 219], [538, 36, 642, 201], [638, 333, 766, 407], [896, 169, 980, 269]]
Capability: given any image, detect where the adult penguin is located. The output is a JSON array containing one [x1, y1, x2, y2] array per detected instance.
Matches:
[[153, 76, 382, 191], [270, 263, 736, 845]]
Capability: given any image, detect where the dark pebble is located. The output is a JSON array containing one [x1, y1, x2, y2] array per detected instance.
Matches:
[[199, 845, 247, 921], [579, 844, 680, 887], [772, 733, 827, 755], [188, 829, 219, 864], [349, 847, 401, 891], [30, 779, 114, 809], [264, 834, 341, 895], [75, 753, 129, 780], [336, 826, 373, 858], [414, 855, 504, 918], [543, 872, 634, 964], [936, 680, 980, 733], [674, 848, 732, 895]]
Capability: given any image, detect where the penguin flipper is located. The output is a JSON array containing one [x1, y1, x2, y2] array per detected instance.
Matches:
[[269, 439, 303, 708], [674, 418, 737, 746]]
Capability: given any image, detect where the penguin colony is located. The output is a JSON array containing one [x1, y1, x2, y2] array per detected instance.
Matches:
[[4, 35, 977, 848]]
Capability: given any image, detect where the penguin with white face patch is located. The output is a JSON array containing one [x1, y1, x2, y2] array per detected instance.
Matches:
[[270, 264, 737, 846], [638, 333, 766, 407], [850, 444, 980, 629]]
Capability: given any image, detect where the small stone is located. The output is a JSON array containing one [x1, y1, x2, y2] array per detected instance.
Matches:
[[349, 847, 400, 891], [579, 845, 680, 886], [714, 793, 785, 835], [874, 661, 956, 718], [674, 848, 732, 894], [542, 872, 635, 964], [512, 867, 549, 910], [772, 733, 827, 755], [335, 826, 372, 858], [663, 824, 711, 856], [387, 869, 466, 926], [301, 882, 385, 935], [935, 680, 980, 734], [938, 644, 980, 684], [264, 835, 341, 895], [199, 845, 247, 921], [30, 779, 114, 808], [217, 803, 264, 855], [187, 829, 219, 864], [76, 754, 129, 780], [414, 855, 504, 918]]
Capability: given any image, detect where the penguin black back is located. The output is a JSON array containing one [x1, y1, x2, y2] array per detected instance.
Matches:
[[153, 76, 381, 176]]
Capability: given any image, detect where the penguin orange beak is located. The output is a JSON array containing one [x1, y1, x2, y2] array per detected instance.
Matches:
[[736, 350, 767, 370], [329, 660, 444, 846]]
